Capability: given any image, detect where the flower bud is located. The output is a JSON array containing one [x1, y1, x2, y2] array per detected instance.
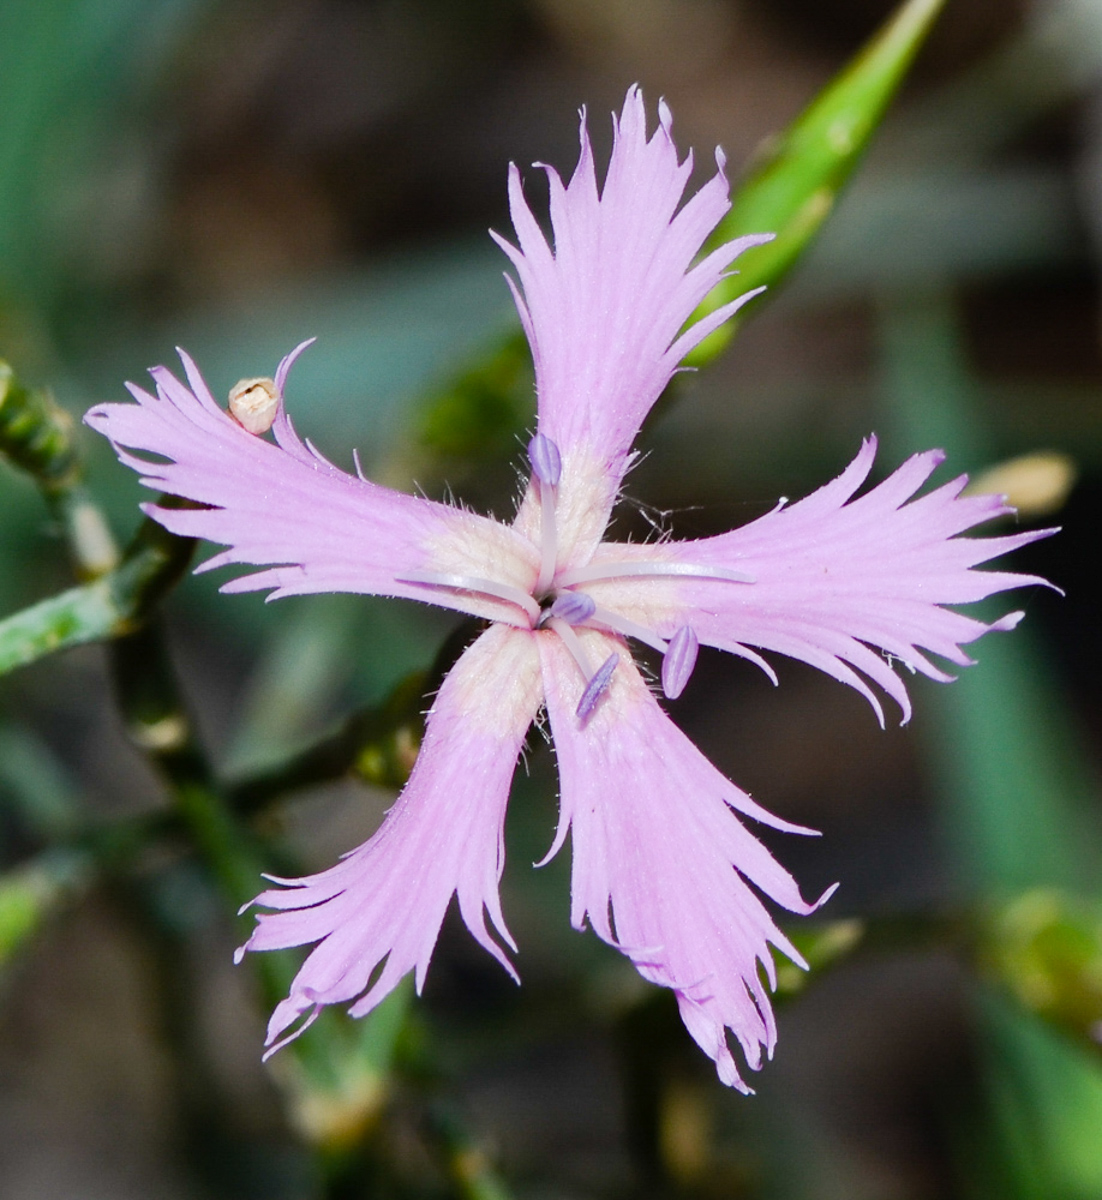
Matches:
[[229, 377, 280, 434]]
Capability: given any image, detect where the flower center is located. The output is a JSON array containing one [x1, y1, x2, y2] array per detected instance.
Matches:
[[400, 434, 756, 716]]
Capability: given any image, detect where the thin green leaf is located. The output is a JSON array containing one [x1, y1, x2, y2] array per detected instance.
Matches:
[[688, 0, 946, 364]]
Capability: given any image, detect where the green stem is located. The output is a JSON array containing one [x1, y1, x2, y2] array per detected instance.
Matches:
[[109, 616, 413, 1125], [46, 482, 120, 579], [109, 620, 332, 1083], [424, 1107, 515, 1200], [229, 671, 427, 813], [0, 356, 119, 578], [109, 621, 265, 908], [0, 508, 195, 678], [0, 358, 79, 491], [228, 619, 478, 815], [0, 809, 170, 970]]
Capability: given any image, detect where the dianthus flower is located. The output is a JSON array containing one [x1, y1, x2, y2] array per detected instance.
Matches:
[[86, 88, 1049, 1091]]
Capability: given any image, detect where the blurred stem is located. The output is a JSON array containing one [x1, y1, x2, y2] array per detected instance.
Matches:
[[387, 330, 534, 495], [0, 355, 118, 577], [425, 1107, 514, 1200], [112, 617, 338, 1084], [110, 615, 413, 1149], [0, 807, 171, 973], [108, 615, 271, 935], [109, 620, 265, 906], [228, 618, 480, 815], [108, 618, 290, 941], [0, 506, 195, 678], [229, 670, 427, 814], [115, 870, 276, 1200]]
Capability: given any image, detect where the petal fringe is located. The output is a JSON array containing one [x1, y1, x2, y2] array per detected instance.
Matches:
[[496, 85, 771, 497], [237, 626, 543, 1052], [584, 437, 1055, 724], [85, 350, 537, 625], [539, 630, 830, 1092]]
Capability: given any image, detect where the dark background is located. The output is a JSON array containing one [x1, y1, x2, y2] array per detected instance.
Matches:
[[1, 1, 1100, 1197]]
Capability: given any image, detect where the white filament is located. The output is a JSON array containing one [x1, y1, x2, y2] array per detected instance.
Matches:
[[590, 606, 669, 656], [535, 478, 558, 596], [397, 571, 541, 624], [556, 560, 754, 588], [546, 617, 595, 679]]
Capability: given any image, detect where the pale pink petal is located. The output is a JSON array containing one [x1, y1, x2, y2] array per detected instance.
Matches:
[[586, 438, 1054, 724], [85, 350, 538, 624], [494, 86, 771, 494], [238, 625, 543, 1053], [538, 629, 831, 1092]]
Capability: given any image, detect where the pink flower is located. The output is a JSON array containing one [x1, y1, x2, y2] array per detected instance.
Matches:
[[86, 88, 1050, 1091]]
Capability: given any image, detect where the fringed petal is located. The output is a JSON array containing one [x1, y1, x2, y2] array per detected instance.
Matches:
[[85, 350, 538, 625], [538, 629, 831, 1091], [583, 437, 1055, 724], [497, 86, 770, 504], [238, 625, 543, 1054]]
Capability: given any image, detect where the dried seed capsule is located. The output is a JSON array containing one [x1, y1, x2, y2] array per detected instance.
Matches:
[[228, 377, 279, 434]]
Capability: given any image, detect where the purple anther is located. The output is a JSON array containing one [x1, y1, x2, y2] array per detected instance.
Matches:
[[576, 652, 619, 721], [549, 591, 596, 626], [528, 433, 562, 487], [661, 625, 699, 700]]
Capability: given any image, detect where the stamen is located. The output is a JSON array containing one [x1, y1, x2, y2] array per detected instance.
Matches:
[[527, 433, 562, 486], [544, 607, 619, 720], [397, 571, 541, 624], [546, 617, 594, 679], [662, 625, 699, 699], [535, 476, 558, 596], [556, 561, 754, 588], [528, 434, 563, 597], [590, 606, 668, 656], [544, 591, 596, 626], [577, 653, 619, 720]]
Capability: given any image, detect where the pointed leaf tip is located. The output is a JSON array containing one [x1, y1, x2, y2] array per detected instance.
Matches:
[[686, 0, 947, 367]]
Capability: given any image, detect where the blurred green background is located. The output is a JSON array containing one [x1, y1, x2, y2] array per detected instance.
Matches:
[[2, 0, 1102, 1197]]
